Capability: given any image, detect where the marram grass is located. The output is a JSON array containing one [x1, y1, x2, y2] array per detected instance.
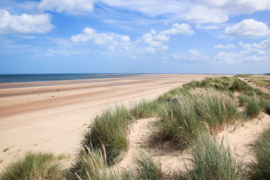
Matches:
[[250, 128, 270, 180], [0, 152, 63, 180], [180, 133, 245, 180]]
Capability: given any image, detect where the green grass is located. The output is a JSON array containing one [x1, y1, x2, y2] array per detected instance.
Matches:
[[239, 94, 270, 117], [130, 99, 159, 119], [135, 151, 163, 180], [67, 146, 114, 180], [67, 147, 163, 180], [190, 88, 240, 130], [0, 152, 63, 180], [82, 105, 133, 164], [2, 75, 270, 179], [250, 76, 270, 87], [154, 95, 201, 149], [180, 133, 245, 180], [154, 88, 241, 149], [236, 74, 252, 78], [250, 128, 270, 180]]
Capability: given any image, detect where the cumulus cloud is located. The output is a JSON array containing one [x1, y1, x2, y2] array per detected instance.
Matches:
[[186, 5, 229, 24], [0, 9, 54, 34], [160, 23, 194, 36], [215, 51, 267, 64], [239, 38, 270, 54], [38, 0, 95, 14], [225, 19, 270, 38], [71, 27, 130, 45], [137, 23, 193, 50], [145, 47, 156, 53], [121, 35, 130, 42], [151, 29, 157, 34], [214, 44, 235, 49]]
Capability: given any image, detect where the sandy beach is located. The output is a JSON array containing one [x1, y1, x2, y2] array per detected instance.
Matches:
[[0, 74, 211, 170]]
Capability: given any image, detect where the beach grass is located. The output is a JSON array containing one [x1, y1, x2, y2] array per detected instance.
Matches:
[[82, 105, 133, 164], [154, 88, 240, 149], [0, 152, 63, 180], [130, 99, 159, 119], [250, 128, 270, 180], [180, 133, 245, 180], [2, 75, 270, 179]]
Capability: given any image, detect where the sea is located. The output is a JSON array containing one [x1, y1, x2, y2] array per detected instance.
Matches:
[[0, 74, 141, 84]]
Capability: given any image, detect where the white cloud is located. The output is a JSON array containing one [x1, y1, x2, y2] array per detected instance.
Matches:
[[160, 45, 169, 51], [110, 46, 114, 50], [196, 24, 220, 30], [121, 35, 130, 42], [161, 23, 194, 36], [239, 38, 270, 54], [0, 9, 54, 34], [186, 5, 228, 24], [38, 0, 95, 14], [190, 0, 270, 15], [151, 29, 156, 34], [215, 51, 268, 64], [225, 19, 270, 38], [139, 33, 166, 47], [145, 47, 156, 53], [71, 27, 130, 45], [137, 23, 193, 50], [172, 49, 210, 62], [214, 44, 235, 49]]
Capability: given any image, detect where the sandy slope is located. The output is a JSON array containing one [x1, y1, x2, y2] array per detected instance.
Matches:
[[0, 74, 210, 170], [115, 114, 270, 177]]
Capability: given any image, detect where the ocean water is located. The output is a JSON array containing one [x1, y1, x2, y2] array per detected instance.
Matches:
[[0, 74, 140, 84]]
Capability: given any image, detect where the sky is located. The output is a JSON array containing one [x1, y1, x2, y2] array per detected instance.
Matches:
[[0, 0, 270, 74]]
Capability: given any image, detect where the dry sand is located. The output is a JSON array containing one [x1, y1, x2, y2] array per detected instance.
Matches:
[[116, 114, 270, 177], [0, 74, 210, 170]]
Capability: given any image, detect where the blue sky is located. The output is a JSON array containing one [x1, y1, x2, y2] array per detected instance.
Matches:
[[0, 0, 270, 74]]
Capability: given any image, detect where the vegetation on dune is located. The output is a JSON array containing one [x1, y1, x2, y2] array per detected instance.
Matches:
[[180, 133, 245, 180], [67, 146, 163, 180], [0, 152, 63, 180], [130, 150, 163, 180], [236, 74, 252, 78], [82, 105, 133, 165], [155, 95, 201, 149], [236, 74, 270, 90], [250, 128, 270, 180], [155, 88, 240, 149], [130, 99, 159, 119], [239, 94, 270, 117], [2, 75, 270, 179]]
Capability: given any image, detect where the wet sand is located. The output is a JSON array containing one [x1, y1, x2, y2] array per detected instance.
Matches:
[[0, 74, 212, 170]]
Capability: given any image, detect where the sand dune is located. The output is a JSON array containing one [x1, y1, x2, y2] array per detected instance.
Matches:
[[0, 74, 210, 170]]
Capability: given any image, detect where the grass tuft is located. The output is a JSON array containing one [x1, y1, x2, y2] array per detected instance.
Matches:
[[0, 152, 63, 180], [181, 133, 245, 180], [130, 100, 159, 119], [250, 128, 270, 179], [82, 105, 133, 164]]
